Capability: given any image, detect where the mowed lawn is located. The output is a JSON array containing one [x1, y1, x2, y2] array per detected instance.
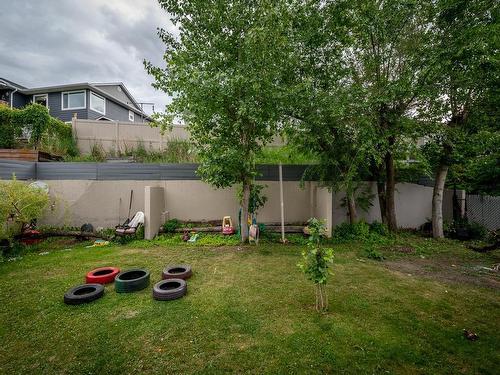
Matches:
[[0, 236, 498, 374]]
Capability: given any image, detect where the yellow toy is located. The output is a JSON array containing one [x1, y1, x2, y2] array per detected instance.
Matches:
[[222, 216, 235, 235]]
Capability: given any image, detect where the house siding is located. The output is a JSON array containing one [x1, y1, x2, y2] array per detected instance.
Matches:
[[12, 92, 29, 108], [93, 85, 142, 111], [47, 91, 87, 122], [7, 84, 148, 123], [88, 90, 147, 123]]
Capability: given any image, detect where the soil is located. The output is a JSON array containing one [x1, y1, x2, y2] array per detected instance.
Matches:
[[384, 255, 500, 290]]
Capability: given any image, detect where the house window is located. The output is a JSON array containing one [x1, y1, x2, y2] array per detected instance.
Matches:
[[33, 94, 48, 108], [62, 90, 86, 110], [128, 110, 134, 122], [90, 92, 106, 114]]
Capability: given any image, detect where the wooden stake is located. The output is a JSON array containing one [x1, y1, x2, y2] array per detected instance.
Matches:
[[279, 162, 285, 243]]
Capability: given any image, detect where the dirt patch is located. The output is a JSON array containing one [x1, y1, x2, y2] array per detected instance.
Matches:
[[384, 245, 415, 254], [384, 257, 500, 289]]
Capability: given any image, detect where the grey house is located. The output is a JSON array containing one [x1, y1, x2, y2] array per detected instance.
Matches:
[[0, 78, 152, 123]]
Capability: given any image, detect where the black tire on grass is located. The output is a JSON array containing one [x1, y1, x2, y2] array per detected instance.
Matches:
[[64, 283, 104, 305], [115, 268, 150, 293], [153, 278, 187, 301], [162, 264, 192, 280]]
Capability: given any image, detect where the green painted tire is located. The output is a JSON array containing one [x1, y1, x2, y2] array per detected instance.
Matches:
[[114, 268, 150, 293]]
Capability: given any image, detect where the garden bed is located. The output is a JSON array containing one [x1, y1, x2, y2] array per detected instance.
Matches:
[[0, 148, 63, 161]]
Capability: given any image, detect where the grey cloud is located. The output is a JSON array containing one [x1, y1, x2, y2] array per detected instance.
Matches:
[[0, 0, 173, 114]]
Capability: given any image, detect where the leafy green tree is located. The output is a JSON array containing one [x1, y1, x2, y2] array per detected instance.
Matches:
[[146, 0, 292, 242], [424, 0, 498, 237], [298, 218, 334, 312], [283, 0, 375, 224], [0, 176, 49, 244], [286, 0, 435, 231], [344, 0, 436, 231]]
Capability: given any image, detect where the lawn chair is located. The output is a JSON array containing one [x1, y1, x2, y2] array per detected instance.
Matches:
[[115, 211, 144, 236]]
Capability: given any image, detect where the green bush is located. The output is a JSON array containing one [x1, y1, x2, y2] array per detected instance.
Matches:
[[163, 219, 181, 233], [18, 104, 50, 148], [0, 104, 22, 148], [444, 219, 488, 240], [466, 221, 488, 240], [41, 118, 78, 156], [369, 221, 389, 236], [0, 176, 50, 246], [333, 221, 371, 242], [0, 103, 79, 157], [364, 245, 385, 261]]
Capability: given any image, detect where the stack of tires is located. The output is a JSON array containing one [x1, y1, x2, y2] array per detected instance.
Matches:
[[152, 265, 191, 301]]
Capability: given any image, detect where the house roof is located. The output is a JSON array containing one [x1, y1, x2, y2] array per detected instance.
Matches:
[[0, 78, 27, 90], [0, 78, 151, 120]]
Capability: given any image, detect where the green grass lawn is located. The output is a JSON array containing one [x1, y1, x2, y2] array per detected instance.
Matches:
[[0, 235, 498, 374]]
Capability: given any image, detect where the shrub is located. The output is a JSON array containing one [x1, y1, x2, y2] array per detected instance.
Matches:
[[332, 221, 371, 242], [364, 245, 385, 261], [0, 176, 50, 245], [163, 219, 181, 233], [369, 221, 389, 236], [90, 143, 106, 161], [18, 103, 50, 148], [444, 219, 488, 240], [0, 104, 22, 148], [41, 118, 78, 156], [467, 221, 488, 240]]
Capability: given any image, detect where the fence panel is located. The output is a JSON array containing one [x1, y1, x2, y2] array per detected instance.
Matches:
[[466, 194, 500, 230]]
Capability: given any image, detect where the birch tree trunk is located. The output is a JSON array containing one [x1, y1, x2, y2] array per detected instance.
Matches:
[[240, 182, 251, 243], [371, 162, 387, 224], [385, 152, 397, 231], [432, 164, 449, 239]]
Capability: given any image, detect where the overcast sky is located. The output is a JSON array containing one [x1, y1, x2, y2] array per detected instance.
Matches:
[[0, 0, 173, 115]]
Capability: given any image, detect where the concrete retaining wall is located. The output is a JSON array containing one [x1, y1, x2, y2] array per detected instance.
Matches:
[[39, 179, 450, 233], [331, 182, 454, 228], [40, 180, 314, 229]]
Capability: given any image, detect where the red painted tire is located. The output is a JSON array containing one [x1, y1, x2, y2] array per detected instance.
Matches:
[[85, 267, 120, 284]]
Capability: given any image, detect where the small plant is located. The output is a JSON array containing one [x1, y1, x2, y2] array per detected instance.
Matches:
[[364, 245, 385, 261], [90, 142, 106, 161], [298, 218, 334, 312], [0, 176, 49, 247], [163, 219, 181, 233]]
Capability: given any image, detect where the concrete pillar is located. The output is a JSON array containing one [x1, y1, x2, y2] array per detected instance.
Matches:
[[144, 186, 165, 240], [313, 186, 333, 237], [309, 181, 317, 219]]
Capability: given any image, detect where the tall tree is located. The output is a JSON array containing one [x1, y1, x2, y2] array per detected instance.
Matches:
[[345, 0, 436, 231], [146, 0, 292, 242], [284, 0, 376, 224], [427, 0, 498, 238]]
